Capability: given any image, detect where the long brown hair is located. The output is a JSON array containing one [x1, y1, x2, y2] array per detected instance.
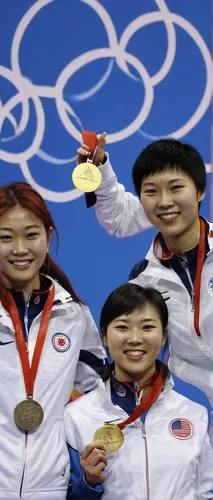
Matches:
[[0, 182, 82, 303]]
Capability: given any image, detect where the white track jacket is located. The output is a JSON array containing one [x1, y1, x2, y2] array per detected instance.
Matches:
[[65, 376, 213, 500], [94, 156, 213, 405], [0, 278, 106, 500]]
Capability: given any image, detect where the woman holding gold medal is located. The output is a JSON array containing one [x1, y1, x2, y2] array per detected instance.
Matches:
[[0, 182, 107, 500], [65, 283, 213, 499]]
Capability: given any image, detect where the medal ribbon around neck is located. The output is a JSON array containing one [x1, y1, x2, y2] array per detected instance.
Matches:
[[5, 284, 55, 397], [4, 285, 55, 430], [93, 368, 164, 452], [160, 217, 206, 337], [117, 368, 164, 430], [194, 218, 206, 336]]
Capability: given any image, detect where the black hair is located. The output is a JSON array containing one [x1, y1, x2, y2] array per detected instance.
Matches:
[[100, 283, 169, 381], [0, 182, 83, 304], [132, 139, 206, 200]]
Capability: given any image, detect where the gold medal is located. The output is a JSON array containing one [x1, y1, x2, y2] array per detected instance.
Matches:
[[14, 399, 44, 431], [72, 161, 102, 192], [93, 424, 124, 452]]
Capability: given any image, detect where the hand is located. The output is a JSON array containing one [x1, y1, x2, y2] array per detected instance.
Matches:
[[80, 443, 107, 487], [77, 132, 106, 165]]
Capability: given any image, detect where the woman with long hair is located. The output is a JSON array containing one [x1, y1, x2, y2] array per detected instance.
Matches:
[[0, 182, 106, 500], [65, 283, 213, 499]]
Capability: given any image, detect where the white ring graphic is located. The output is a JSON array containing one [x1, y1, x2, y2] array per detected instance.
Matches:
[[118, 5, 176, 86], [55, 47, 154, 143], [0, 66, 45, 163], [20, 160, 83, 202], [0, 0, 211, 202]]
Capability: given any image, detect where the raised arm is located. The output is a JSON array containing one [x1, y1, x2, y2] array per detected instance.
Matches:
[[77, 133, 152, 238], [95, 154, 152, 237]]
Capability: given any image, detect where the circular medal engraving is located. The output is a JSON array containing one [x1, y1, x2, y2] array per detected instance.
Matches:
[[72, 162, 102, 192], [94, 424, 124, 452], [14, 399, 44, 431]]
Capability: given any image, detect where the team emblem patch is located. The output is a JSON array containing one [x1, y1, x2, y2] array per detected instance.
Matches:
[[52, 333, 71, 352], [169, 418, 193, 440], [115, 383, 126, 397], [208, 277, 213, 295]]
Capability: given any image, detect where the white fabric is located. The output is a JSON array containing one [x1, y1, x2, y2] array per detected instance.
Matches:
[[130, 233, 213, 407], [95, 153, 151, 237], [65, 377, 213, 500], [0, 278, 106, 499], [94, 157, 213, 405]]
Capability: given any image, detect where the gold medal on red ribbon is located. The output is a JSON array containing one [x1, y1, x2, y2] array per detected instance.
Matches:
[[72, 160, 102, 192], [4, 285, 55, 431], [72, 131, 102, 192], [93, 369, 165, 453], [93, 424, 124, 453]]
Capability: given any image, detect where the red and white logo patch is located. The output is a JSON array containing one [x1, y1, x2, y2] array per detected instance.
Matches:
[[52, 333, 71, 352], [169, 418, 193, 440]]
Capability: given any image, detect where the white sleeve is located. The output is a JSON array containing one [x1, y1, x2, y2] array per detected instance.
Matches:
[[94, 153, 152, 237], [195, 414, 213, 499], [74, 306, 107, 394]]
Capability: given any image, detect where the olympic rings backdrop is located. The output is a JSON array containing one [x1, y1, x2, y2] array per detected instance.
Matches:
[[0, 0, 212, 408]]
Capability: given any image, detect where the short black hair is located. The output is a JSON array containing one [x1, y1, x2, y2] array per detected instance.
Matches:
[[132, 139, 206, 198], [100, 283, 168, 334], [100, 283, 169, 382]]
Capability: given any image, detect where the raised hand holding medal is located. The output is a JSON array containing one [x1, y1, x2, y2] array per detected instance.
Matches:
[[72, 131, 106, 192]]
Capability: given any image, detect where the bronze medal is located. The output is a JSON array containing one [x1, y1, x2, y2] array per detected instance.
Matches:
[[5, 286, 55, 433], [93, 424, 124, 453], [14, 398, 44, 431], [72, 161, 102, 192]]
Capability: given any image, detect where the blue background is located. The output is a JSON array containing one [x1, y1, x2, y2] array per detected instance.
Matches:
[[0, 0, 212, 408]]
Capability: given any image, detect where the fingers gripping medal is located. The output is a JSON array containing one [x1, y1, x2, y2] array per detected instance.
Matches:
[[72, 131, 102, 192], [4, 286, 55, 431]]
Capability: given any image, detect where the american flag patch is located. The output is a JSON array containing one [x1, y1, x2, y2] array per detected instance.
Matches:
[[169, 418, 193, 440]]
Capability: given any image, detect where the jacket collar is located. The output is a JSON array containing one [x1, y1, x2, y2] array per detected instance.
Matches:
[[95, 365, 174, 418], [147, 216, 211, 262], [0, 275, 73, 330]]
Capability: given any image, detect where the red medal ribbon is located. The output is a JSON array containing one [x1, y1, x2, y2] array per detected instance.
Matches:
[[4, 285, 55, 397], [160, 217, 207, 337], [82, 130, 99, 166], [117, 369, 164, 430], [194, 218, 206, 336]]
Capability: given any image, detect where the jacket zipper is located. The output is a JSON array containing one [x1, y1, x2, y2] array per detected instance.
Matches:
[[20, 298, 30, 498], [18, 296, 72, 495], [142, 423, 150, 500], [134, 382, 140, 406], [134, 386, 150, 499], [176, 258, 213, 357], [24, 299, 30, 340], [19, 431, 28, 498], [179, 258, 195, 312]]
